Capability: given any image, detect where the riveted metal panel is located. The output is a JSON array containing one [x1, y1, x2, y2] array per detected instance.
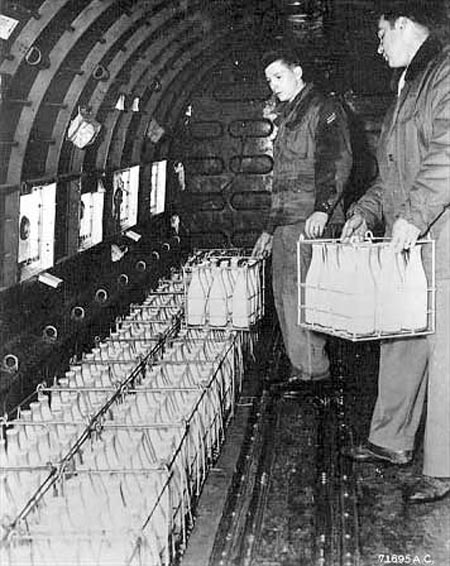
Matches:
[[228, 119, 273, 138], [230, 191, 271, 211], [187, 230, 230, 249], [184, 156, 224, 176], [96, 7, 202, 171], [54, 177, 82, 261], [186, 193, 226, 211], [189, 121, 223, 139], [130, 25, 232, 163], [230, 229, 263, 249], [0, 185, 20, 288], [45, 3, 162, 176], [2, 0, 115, 185], [158, 43, 273, 250], [212, 82, 269, 102], [0, 0, 76, 77], [229, 154, 273, 175], [188, 176, 230, 193]]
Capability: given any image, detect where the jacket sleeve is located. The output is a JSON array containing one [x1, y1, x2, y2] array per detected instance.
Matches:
[[348, 175, 385, 229], [397, 61, 450, 233], [314, 98, 353, 216], [264, 195, 278, 234]]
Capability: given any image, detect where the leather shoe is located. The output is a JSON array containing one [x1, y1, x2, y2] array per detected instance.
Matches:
[[272, 379, 332, 402], [271, 364, 330, 388], [406, 476, 450, 504], [287, 367, 331, 382], [342, 441, 412, 466], [272, 374, 330, 390]]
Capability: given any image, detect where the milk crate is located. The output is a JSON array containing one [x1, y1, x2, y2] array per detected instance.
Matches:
[[183, 249, 265, 331], [297, 237, 435, 342]]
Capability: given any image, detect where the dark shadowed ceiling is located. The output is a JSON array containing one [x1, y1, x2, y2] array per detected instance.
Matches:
[[0, 0, 389, 187]]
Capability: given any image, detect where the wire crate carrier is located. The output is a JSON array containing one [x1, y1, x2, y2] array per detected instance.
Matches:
[[297, 236, 436, 342], [182, 248, 265, 331]]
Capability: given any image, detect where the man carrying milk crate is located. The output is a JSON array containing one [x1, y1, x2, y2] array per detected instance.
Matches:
[[341, 0, 450, 504]]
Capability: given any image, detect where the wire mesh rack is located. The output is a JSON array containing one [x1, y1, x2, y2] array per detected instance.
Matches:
[[297, 237, 436, 342], [0, 271, 244, 566], [182, 248, 266, 331]]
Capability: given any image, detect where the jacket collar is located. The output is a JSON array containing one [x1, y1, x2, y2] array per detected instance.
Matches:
[[405, 35, 442, 83], [274, 83, 316, 127]]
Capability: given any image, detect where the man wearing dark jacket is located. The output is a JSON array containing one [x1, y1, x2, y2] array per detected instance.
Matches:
[[342, 0, 450, 503], [253, 45, 352, 383]]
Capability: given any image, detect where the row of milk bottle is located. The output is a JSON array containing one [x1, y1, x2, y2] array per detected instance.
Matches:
[[304, 242, 429, 336], [185, 256, 263, 328], [0, 273, 186, 544], [1, 314, 237, 565]]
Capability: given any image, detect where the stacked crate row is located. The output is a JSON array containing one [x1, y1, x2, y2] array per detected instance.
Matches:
[[0, 268, 244, 566]]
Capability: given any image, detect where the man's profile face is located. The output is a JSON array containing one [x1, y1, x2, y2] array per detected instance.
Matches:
[[377, 15, 409, 68], [265, 59, 303, 102]]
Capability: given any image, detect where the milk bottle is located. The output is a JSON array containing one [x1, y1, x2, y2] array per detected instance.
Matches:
[[247, 259, 261, 322], [321, 243, 340, 329], [201, 261, 213, 295], [231, 262, 250, 328], [332, 244, 354, 331], [219, 259, 234, 320], [229, 257, 239, 287], [186, 266, 207, 325], [208, 265, 228, 326], [351, 244, 376, 335], [402, 245, 428, 331], [245, 259, 258, 324], [377, 246, 404, 333], [304, 243, 325, 325]]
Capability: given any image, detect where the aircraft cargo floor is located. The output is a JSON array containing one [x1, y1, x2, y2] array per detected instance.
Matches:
[[183, 324, 450, 566]]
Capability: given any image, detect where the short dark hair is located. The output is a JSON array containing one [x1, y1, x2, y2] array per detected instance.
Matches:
[[261, 44, 301, 70], [375, 0, 448, 30]]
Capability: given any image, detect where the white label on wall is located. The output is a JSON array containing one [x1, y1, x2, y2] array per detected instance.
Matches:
[[78, 181, 105, 251], [18, 183, 56, 282], [0, 15, 19, 40], [150, 160, 167, 215], [113, 165, 139, 230]]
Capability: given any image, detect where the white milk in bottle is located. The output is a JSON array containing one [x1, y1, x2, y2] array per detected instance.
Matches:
[[232, 262, 250, 328], [246, 259, 258, 324], [321, 243, 340, 329], [208, 266, 228, 326], [304, 243, 324, 325], [402, 245, 428, 331], [351, 244, 376, 335], [186, 266, 207, 325], [377, 246, 404, 333]]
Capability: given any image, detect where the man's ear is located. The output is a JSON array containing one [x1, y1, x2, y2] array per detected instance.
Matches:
[[294, 65, 303, 81]]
